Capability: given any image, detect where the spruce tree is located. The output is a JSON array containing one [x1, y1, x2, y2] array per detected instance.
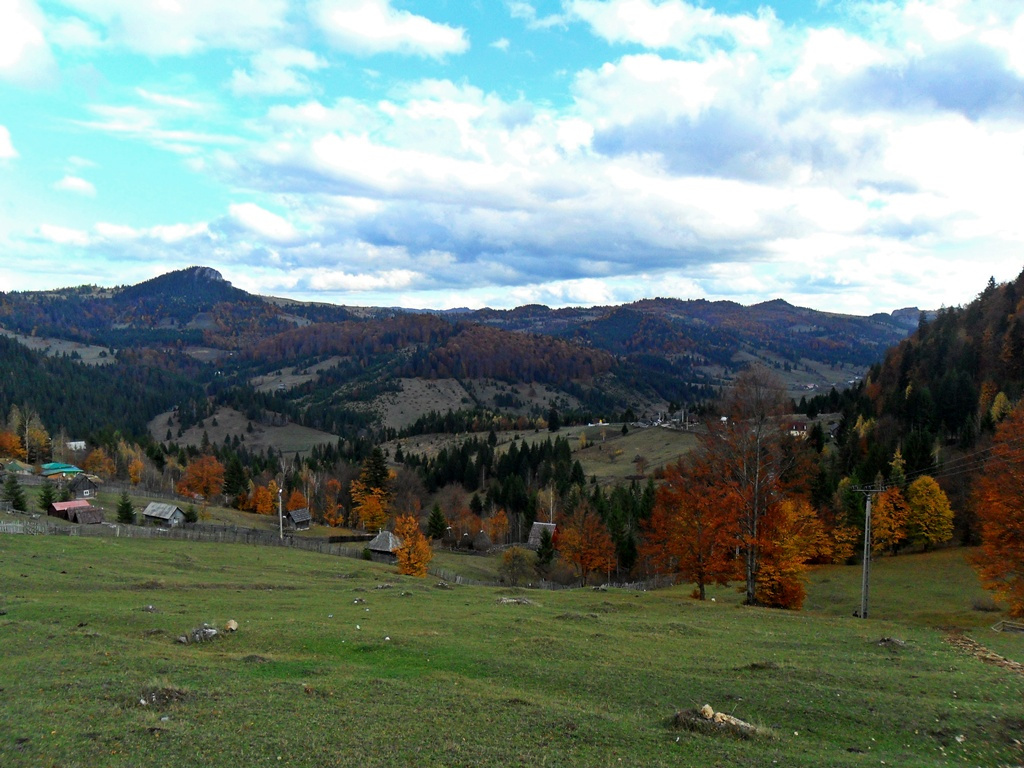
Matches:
[[426, 503, 448, 540], [37, 479, 56, 514], [2, 474, 27, 512], [536, 527, 555, 574], [116, 491, 135, 524]]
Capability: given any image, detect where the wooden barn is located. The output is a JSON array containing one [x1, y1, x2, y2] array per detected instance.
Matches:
[[68, 473, 99, 500], [285, 507, 312, 531], [142, 502, 187, 527], [50, 499, 103, 524], [366, 530, 403, 561]]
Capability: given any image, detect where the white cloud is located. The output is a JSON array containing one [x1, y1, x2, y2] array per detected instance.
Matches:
[[53, 175, 97, 197], [230, 47, 327, 96], [48, 16, 104, 49], [314, 0, 469, 58], [228, 203, 299, 243], [0, 126, 17, 159], [37, 224, 90, 246], [567, 0, 778, 52], [56, 0, 289, 55], [307, 266, 420, 292], [0, 0, 57, 85], [507, 1, 566, 30], [491, 37, 510, 52]]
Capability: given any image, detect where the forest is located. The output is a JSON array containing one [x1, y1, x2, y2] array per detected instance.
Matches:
[[2, 268, 1024, 615]]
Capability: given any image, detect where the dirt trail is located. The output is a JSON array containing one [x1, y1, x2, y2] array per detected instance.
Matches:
[[944, 631, 1024, 676]]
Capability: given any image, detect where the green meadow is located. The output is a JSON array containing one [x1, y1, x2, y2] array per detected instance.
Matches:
[[1, 535, 1021, 767]]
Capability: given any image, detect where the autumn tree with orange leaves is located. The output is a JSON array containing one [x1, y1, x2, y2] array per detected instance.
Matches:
[[286, 489, 308, 512], [351, 447, 393, 531], [394, 515, 432, 577], [755, 498, 832, 609], [557, 498, 616, 585], [323, 477, 343, 527], [641, 455, 739, 599], [176, 455, 224, 514], [871, 486, 909, 554], [0, 431, 26, 461], [702, 366, 794, 605], [972, 403, 1024, 617], [250, 484, 274, 516]]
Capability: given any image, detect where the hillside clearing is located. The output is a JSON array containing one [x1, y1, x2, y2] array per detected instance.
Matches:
[[0, 536, 1020, 767]]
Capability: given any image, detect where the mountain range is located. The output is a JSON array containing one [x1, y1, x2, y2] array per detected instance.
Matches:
[[0, 266, 920, 442]]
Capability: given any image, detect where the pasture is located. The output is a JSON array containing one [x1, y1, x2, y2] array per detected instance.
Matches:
[[1, 534, 1020, 767]]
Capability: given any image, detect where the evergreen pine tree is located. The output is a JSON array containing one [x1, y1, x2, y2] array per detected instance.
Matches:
[[426, 503, 448, 539], [536, 527, 555, 573], [116, 490, 135, 524], [37, 479, 56, 514], [2, 474, 28, 511]]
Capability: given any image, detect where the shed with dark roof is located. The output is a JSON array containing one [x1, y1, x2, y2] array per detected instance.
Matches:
[[367, 529, 403, 560], [285, 507, 311, 531], [142, 502, 187, 527]]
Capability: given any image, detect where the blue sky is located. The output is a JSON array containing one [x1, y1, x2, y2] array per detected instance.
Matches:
[[2, 0, 1024, 314]]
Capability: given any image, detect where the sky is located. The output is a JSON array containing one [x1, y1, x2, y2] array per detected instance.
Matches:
[[2, 0, 1024, 315]]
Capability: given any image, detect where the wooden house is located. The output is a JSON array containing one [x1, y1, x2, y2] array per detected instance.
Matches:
[[142, 502, 187, 527], [285, 507, 312, 531], [69, 473, 100, 500]]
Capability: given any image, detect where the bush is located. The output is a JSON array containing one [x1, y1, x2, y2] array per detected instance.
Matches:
[[499, 547, 534, 586]]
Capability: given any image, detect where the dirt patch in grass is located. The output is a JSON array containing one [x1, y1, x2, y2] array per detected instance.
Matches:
[[136, 682, 189, 710], [738, 661, 780, 671]]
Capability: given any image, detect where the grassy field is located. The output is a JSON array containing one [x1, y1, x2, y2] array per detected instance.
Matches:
[[1, 535, 1021, 768]]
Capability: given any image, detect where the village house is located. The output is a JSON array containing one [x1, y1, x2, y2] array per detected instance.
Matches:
[[68, 473, 99, 500], [41, 462, 83, 480], [142, 502, 187, 527]]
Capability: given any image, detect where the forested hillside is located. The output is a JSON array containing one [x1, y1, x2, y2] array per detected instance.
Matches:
[[802, 270, 1024, 542]]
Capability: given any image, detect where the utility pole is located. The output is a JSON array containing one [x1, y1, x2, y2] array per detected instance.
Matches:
[[857, 485, 880, 619], [860, 492, 872, 619]]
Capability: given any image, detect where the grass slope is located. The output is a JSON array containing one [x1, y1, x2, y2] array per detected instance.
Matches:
[[1, 537, 1021, 767]]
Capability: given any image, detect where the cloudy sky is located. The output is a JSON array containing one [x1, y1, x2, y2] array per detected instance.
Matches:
[[2, 0, 1023, 314]]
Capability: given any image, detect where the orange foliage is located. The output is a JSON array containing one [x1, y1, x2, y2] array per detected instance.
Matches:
[[352, 484, 390, 531], [286, 489, 308, 512], [394, 515, 432, 577], [972, 405, 1024, 617], [871, 487, 908, 554], [251, 485, 273, 516], [0, 431, 25, 460], [640, 456, 739, 599], [84, 447, 116, 479], [323, 478, 343, 527], [755, 498, 830, 610], [175, 455, 225, 503], [128, 458, 144, 486], [557, 501, 616, 585], [485, 508, 509, 544]]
